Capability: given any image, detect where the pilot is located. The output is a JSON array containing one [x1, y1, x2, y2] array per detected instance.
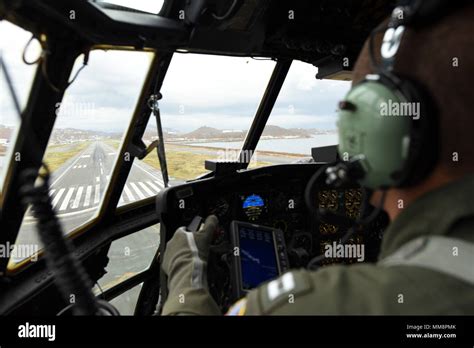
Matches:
[[161, 2, 474, 315]]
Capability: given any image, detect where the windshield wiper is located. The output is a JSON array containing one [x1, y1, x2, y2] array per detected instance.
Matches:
[[148, 93, 169, 187]]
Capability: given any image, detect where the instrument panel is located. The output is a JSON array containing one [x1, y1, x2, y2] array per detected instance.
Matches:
[[156, 163, 388, 309]]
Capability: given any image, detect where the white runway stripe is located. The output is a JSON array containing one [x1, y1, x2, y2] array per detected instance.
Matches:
[[84, 185, 92, 207], [60, 187, 75, 211], [49, 189, 56, 197], [94, 184, 100, 204], [123, 185, 135, 201], [154, 180, 164, 187], [119, 194, 124, 203], [138, 182, 154, 196], [130, 182, 145, 200], [146, 181, 161, 192], [72, 186, 83, 209], [51, 188, 65, 208]]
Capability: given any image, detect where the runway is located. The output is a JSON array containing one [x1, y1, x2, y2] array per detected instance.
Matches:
[[42, 141, 164, 217], [14, 141, 165, 266]]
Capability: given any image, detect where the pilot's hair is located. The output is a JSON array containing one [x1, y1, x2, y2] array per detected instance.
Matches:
[[352, 3, 474, 175]]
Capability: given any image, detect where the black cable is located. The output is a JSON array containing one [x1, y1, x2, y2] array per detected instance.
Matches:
[[41, 51, 89, 93], [19, 168, 101, 315], [211, 0, 239, 20], [57, 299, 120, 316], [21, 35, 42, 66], [21, 34, 89, 93], [12, 36, 115, 316]]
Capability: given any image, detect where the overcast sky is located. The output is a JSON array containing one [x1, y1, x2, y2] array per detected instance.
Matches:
[[0, 2, 350, 133]]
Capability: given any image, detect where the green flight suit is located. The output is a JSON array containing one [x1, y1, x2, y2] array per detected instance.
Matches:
[[162, 175, 474, 315], [241, 174, 474, 315]]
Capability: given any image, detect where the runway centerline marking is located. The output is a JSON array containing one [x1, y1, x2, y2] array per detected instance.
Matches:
[[51, 146, 89, 186]]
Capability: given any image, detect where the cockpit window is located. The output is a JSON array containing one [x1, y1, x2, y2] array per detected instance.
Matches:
[[117, 53, 275, 208], [117, 116, 167, 208], [0, 22, 40, 203], [160, 54, 275, 179], [9, 49, 152, 267], [257, 61, 350, 164]]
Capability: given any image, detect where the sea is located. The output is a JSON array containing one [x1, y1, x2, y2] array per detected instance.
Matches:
[[189, 134, 338, 155]]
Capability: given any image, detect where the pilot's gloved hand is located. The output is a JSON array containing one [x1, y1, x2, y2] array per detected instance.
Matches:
[[161, 215, 221, 315]]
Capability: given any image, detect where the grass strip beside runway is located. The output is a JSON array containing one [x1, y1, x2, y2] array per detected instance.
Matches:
[[43, 141, 92, 172]]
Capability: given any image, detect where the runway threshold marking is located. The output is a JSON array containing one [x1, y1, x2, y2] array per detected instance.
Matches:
[[59, 187, 75, 211]]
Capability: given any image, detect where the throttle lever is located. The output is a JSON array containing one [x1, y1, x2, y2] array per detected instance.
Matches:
[[187, 215, 204, 232]]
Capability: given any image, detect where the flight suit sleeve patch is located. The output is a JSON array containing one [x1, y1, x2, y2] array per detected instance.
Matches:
[[258, 271, 313, 314], [226, 298, 247, 316]]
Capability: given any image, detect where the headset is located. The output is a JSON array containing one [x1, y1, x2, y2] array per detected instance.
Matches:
[[335, 0, 463, 190], [304, 0, 466, 269]]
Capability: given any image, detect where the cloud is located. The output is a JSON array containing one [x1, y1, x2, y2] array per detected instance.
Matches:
[[1, 14, 351, 135], [0, 21, 40, 125], [160, 53, 276, 108]]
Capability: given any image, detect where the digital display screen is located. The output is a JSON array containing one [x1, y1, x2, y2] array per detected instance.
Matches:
[[242, 194, 265, 221], [238, 226, 278, 290], [242, 194, 265, 209]]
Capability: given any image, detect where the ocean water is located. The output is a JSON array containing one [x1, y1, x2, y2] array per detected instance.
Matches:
[[189, 134, 338, 155]]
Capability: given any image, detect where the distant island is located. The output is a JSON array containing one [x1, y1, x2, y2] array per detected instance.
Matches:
[[0, 124, 336, 149], [145, 125, 336, 143]]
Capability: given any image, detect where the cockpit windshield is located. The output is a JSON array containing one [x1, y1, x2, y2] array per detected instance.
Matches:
[[0, 22, 40, 202], [9, 49, 153, 266]]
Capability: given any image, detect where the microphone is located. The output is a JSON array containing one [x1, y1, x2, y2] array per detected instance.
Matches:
[[324, 155, 366, 188]]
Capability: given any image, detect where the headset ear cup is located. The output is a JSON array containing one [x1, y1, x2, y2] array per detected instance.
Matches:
[[392, 75, 439, 187], [338, 76, 413, 189], [337, 73, 439, 190]]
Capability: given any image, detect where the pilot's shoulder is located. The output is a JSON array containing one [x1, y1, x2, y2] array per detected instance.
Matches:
[[241, 264, 436, 315]]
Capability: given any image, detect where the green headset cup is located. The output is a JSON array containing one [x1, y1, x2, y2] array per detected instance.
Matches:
[[337, 80, 413, 189]]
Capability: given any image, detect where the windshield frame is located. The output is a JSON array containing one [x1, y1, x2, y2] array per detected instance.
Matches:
[[2, 35, 163, 273], [1, 25, 295, 275]]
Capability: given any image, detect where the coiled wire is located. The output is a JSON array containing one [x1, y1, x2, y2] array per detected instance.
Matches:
[[19, 166, 102, 315]]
